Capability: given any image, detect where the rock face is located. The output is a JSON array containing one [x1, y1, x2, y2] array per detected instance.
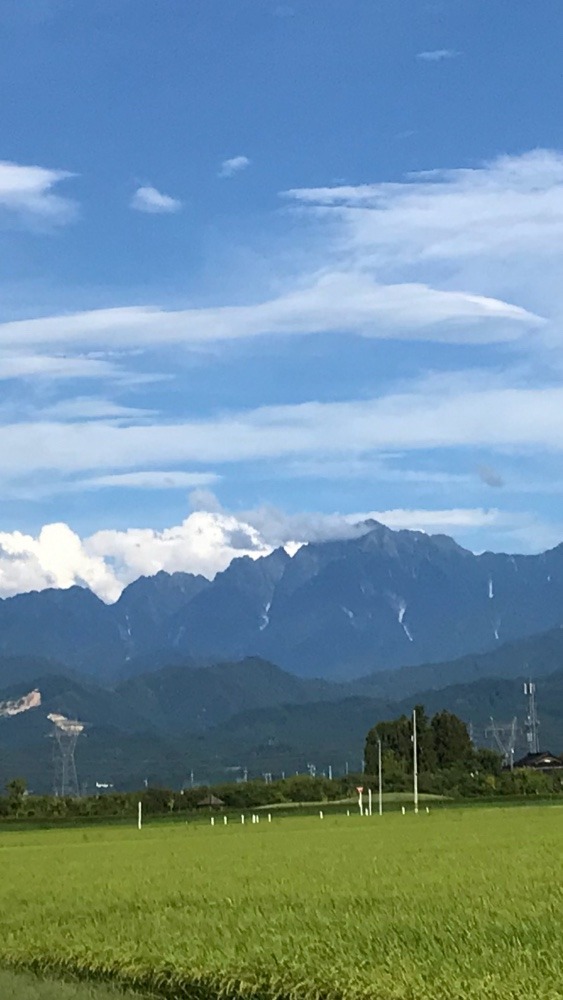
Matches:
[[0, 521, 563, 680], [0, 688, 41, 718]]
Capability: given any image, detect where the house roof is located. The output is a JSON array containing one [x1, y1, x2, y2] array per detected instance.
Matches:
[[197, 793, 225, 807], [513, 751, 563, 769]]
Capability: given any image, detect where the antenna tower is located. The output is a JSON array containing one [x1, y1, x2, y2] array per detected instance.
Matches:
[[48, 713, 86, 797], [485, 716, 518, 769], [523, 681, 540, 754]]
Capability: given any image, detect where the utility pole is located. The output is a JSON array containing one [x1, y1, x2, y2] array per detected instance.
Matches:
[[412, 708, 419, 815], [378, 739, 383, 816]]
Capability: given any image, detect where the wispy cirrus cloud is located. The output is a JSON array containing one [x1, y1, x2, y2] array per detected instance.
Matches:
[[3, 380, 563, 488], [3, 148, 563, 567], [417, 49, 460, 62], [0, 272, 541, 352], [130, 185, 182, 214], [0, 160, 77, 225], [219, 155, 251, 178], [76, 470, 220, 491], [0, 353, 118, 381], [284, 149, 563, 267]]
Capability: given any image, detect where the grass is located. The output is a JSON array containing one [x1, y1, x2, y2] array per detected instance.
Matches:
[[1, 806, 563, 999]]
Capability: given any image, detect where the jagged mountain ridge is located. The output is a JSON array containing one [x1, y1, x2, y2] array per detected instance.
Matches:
[[1, 522, 563, 680]]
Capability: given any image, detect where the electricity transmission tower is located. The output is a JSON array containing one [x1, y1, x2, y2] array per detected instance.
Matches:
[[48, 713, 86, 797], [524, 681, 540, 754], [485, 717, 518, 769]]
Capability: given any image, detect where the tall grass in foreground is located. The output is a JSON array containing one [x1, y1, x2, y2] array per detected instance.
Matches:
[[1, 807, 562, 999]]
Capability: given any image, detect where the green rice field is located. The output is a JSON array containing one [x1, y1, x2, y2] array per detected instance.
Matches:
[[1, 806, 562, 1000]]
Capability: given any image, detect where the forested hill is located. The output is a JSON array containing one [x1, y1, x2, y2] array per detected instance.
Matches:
[[2, 629, 563, 792]]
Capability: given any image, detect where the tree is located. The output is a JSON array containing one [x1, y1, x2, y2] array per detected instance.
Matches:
[[365, 714, 412, 773], [6, 777, 27, 815], [474, 747, 503, 776], [431, 710, 473, 769], [365, 706, 436, 774], [414, 705, 437, 773]]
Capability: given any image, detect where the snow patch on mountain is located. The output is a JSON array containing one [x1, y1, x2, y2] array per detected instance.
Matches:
[[397, 600, 414, 642], [259, 601, 271, 631]]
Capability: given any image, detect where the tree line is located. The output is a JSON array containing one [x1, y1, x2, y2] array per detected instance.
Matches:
[[365, 706, 561, 797], [1, 706, 561, 822]]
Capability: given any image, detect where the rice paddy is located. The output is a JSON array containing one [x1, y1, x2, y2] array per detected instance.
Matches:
[[1, 805, 562, 1000]]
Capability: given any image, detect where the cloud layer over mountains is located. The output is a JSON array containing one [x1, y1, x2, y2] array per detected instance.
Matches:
[[0, 502, 512, 602]]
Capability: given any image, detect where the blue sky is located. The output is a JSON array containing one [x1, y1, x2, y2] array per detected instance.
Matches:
[[1, 0, 563, 597]]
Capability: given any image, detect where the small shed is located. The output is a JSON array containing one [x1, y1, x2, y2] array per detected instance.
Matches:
[[513, 751, 563, 771], [197, 793, 225, 810]]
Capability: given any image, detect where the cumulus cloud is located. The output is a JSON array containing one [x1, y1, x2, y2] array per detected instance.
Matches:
[[0, 160, 76, 224], [219, 155, 251, 178], [0, 523, 119, 600], [0, 505, 528, 602], [85, 511, 273, 597], [130, 185, 182, 214], [417, 49, 459, 62]]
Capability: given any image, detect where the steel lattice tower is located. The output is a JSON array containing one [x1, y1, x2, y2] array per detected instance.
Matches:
[[48, 714, 85, 797], [485, 716, 518, 768]]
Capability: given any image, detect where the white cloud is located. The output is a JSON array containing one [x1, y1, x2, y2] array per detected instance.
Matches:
[[5, 368, 563, 515], [417, 49, 459, 62], [362, 508, 500, 531], [5, 150, 561, 373], [5, 381, 563, 486], [219, 155, 251, 178], [0, 523, 118, 600], [0, 160, 76, 224], [130, 185, 182, 214], [0, 353, 124, 382], [285, 149, 563, 268], [86, 511, 273, 597], [0, 271, 540, 352]]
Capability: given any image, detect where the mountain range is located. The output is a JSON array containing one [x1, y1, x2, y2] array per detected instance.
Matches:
[[2, 520, 563, 792], [1, 521, 563, 682]]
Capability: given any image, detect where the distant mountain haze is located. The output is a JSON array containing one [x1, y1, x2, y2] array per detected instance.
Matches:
[[0, 523, 562, 681]]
